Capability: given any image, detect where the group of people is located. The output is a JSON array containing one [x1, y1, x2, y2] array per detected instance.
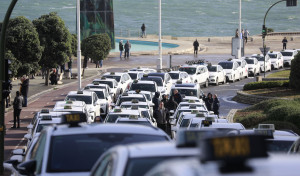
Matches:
[[235, 28, 250, 43], [119, 40, 131, 60], [152, 90, 182, 135], [203, 93, 220, 117]]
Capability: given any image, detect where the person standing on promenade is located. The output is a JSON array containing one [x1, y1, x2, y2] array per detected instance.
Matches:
[[124, 40, 131, 59], [241, 29, 244, 40], [244, 29, 250, 43], [213, 94, 220, 117], [119, 40, 124, 60], [193, 39, 199, 56], [12, 91, 23, 128], [20, 76, 29, 107], [235, 29, 239, 38], [282, 37, 288, 50], [204, 92, 213, 111], [141, 23, 146, 38]]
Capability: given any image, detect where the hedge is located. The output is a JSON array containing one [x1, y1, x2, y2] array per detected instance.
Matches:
[[243, 80, 289, 90]]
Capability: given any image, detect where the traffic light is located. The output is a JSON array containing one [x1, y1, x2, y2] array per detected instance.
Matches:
[[262, 25, 267, 38], [287, 0, 297, 6]]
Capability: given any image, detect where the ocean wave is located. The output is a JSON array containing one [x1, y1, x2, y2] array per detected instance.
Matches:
[[62, 6, 76, 9], [288, 16, 296, 20]]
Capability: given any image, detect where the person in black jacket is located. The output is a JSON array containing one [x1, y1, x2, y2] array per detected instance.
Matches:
[[171, 89, 183, 105], [12, 91, 23, 128], [141, 23, 146, 38], [152, 92, 160, 111], [20, 76, 29, 107], [204, 92, 213, 111], [50, 69, 58, 85], [213, 94, 220, 117], [193, 39, 199, 56], [153, 101, 168, 133], [165, 96, 178, 111], [119, 40, 124, 60], [124, 40, 131, 59]]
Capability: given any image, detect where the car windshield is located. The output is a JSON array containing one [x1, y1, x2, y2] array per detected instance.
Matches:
[[245, 59, 254, 64], [95, 81, 113, 88], [48, 133, 169, 172], [253, 56, 265, 61], [207, 66, 217, 72], [148, 74, 165, 81], [267, 140, 295, 153], [281, 52, 293, 56], [180, 119, 191, 127], [168, 73, 179, 79], [144, 94, 151, 101], [121, 105, 149, 109], [179, 67, 196, 75], [141, 77, 163, 86], [117, 121, 152, 127], [124, 157, 184, 176], [128, 73, 138, 80], [218, 62, 233, 69], [268, 54, 277, 58], [36, 124, 52, 133], [66, 95, 92, 104], [118, 97, 146, 105], [94, 91, 105, 99], [102, 75, 121, 82], [171, 89, 197, 97], [236, 61, 241, 66], [130, 84, 156, 92]]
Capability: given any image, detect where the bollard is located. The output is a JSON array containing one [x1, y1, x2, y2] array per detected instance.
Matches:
[[256, 76, 262, 82]]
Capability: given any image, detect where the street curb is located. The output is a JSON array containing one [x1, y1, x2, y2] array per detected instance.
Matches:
[[226, 109, 239, 123], [5, 69, 106, 113]]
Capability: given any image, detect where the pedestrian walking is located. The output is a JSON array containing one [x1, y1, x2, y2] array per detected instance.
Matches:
[[50, 69, 58, 85], [12, 91, 23, 128], [141, 23, 146, 38], [170, 89, 183, 105], [60, 64, 65, 74], [152, 92, 160, 111], [282, 37, 288, 50], [204, 92, 213, 111], [161, 94, 168, 104], [119, 40, 124, 60], [244, 29, 250, 43], [124, 40, 131, 59], [20, 76, 29, 107], [153, 101, 168, 133], [68, 57, 73, 77], [193, 39, 199, 56], [100, 60, 103, 68], [95, 60, 100, 68], [213, 94, 220, 117], [241, 29, 244, 40]]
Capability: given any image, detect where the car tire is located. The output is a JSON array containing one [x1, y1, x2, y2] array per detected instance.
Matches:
[[215, 78, 219, 86], [205, 79, 209, 87]]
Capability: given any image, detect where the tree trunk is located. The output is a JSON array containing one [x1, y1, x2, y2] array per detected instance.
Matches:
[[45, 69, 50, 86]]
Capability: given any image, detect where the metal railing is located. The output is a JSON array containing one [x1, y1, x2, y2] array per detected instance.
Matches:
[[115, 29, 148, 38]]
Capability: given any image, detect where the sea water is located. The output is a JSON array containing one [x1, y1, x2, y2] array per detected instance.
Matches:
[[0, 0, 299, 37]]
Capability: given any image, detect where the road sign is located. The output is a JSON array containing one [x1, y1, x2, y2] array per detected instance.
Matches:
[[259, 47, 270, 55]]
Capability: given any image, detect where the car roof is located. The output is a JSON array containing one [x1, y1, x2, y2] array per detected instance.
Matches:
[[67, 90, 93, 96], [120, 94, 145, 98], [54, 101, 86, 107], [103, 72, 126, 76], [52, 106, 85, 112], [116, 117, 150, 122], [49, 124, 168, 137], [127, 90, 151, 95], [93, 78, 116, 82], [281, 50, 296, 52], [86, 83, 108, 87], [200, 122, 245, 130], [218, 60, 237, 64], [120, 101, 149, 105], [180, 64, 206, 68], [132, 80, 156, 84], [38, 117, 63, 124], [108, 109, 141, 115], [172, 83, 197, 88], [268, 51, 281, 54], [148, 72, 167, 76]]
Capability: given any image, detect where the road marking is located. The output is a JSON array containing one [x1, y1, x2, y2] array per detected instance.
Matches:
[[222, 96, 237, 104]]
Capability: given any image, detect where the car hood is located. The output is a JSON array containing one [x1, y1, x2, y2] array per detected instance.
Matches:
[[223, 69, 233, 74], [209, 72, 218, 76], [283, 56, 293, 60]]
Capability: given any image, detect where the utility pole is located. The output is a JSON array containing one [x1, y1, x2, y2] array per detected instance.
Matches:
[[0, 1, 19, 173], [157, 0, 162, 70], [262, 0, 297, 77], [238, 0, 242, 59], [77, 0, 82, 90]]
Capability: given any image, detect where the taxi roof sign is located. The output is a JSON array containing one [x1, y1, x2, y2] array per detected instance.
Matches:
[[133, 80, 138, 83], [77, 90, 84, 94], [131, 105, 139, 110], [64, 105, 72, 109], [93, 82, 100, 85], [66, 100, 73, 104], [143, 74, 148, 77], [114, 108, 122, 113], [191, 110, 199, 114], [129, 115, 138, 120], [176, 80, 182, 84], [135, 89, 141, 93], [41, 109, 50, 114], [101, 77, 106, 80], [201, 120, 212, 127], [258, 124, 275, 131], [122, 92, 129, 96], [110, 72, 115, 75], [188, 99, 195, 103], [196, 113, 206, 117], [41, 115, 52, 120], [254, 129, 274, 138], [199, 135, 268, 163], [62, 113, 87, 127]]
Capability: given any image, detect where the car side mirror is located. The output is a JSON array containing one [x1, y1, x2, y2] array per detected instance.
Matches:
[[12, 149, 25, 155], [18, 160, 36, 176]]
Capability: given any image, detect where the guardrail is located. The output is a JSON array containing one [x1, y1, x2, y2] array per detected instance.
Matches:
[[260, 32, 300, 36]]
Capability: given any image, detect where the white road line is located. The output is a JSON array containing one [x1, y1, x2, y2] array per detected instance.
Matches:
[[222, 96, 238, 104]]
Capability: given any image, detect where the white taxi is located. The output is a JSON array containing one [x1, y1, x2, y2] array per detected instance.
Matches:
[[92, 77, 120, 102], [89, 88, 112, 116], [128, 80, 158, 96], [148, 72, 173, 95], [168, 71, 191, 84], [281, 49, 298, 67], [268, 51, 284, 69], [251, 54, 271, 72], [234, 58, 249, 78], [218, 61, 240, 82], [179, 64, 209, 87], [244, 57, 260, 76], [104, 108, 142, 123], [102, 72, 132, 94], [207, 65, 226, 85]]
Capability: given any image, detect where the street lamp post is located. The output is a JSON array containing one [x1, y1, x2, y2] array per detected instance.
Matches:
[[76, 0, 82, 90], [157, 0, 162, 70], [238, 0, 242, 59]]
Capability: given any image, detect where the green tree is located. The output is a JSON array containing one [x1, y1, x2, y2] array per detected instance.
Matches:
[[290, 52, 300, 90], [71, 34, 77, 57], [4, 16, 43, 77], [4, 50, 21, 78], [81, 34, 111, 75], [33, 12, 72, 85]]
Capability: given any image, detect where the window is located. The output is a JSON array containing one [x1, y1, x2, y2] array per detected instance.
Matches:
[[66, 95, 92, 104], [92, 153, 115, 176], [31, 132, 47, 174], [179, 67, 196, 75]]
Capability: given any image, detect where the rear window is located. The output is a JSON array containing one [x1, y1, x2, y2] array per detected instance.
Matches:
[[94, 91, 105, 99], [171, 89, 197, 97], [48, 133, 169, 172], [268, 54, 277, 58], [207, 66, 217, 72], [95, 81, 113, 88], [128, 73, 138, 80], [141, 77, 163, 86], [118, 97, 146, 105], [267, 140, 294, 153], [168, 73, 179, 79]]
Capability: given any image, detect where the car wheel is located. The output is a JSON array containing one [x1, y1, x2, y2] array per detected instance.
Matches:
[[215, 78, 219, 86], [205, 79, 209, 88]]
